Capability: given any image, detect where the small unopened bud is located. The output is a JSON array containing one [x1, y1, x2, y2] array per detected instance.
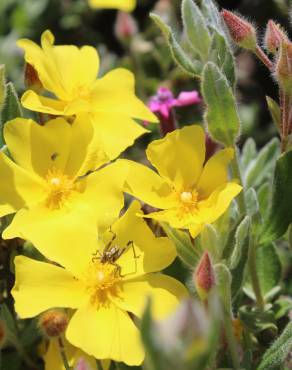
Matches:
[[194, 251, 215, 301], [265, 20, 288, 55], [275, 41, 292, 94], [221, 10, 257, 51], [39, 309, 68, 338], [24, 63, 43, 93], [0, 319, 7, 348], [114, 11, 137, 42]]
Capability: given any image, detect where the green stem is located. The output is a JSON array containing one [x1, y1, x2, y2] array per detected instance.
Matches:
[[230, 148, 246, 215], [248, 236, 265, 311], [222, 309, 241, 369], [96, 360, 103, 370], [58, 337, 71, 370]]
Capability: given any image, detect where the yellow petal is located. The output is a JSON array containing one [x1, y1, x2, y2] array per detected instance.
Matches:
[[120, 159, 176, 209], [197, 148, 234, 198], [44, 339, 98, 370], [12, 256, 87, 318], [79, 161, 127, 233], [112, 273, 188, 320], [107, 201, 176, 279], [89, 112, 148, 160], [21, 90, 68, 115], [89, 0, 136, 12], [0, 152, 46, 217], [91, 69, 157, 122], [4, 204, 98, 277], [198, 182, 242, 224], [4, 117, 72, 178], [66, 304, 144, 365], [146, 125, 206, 189]]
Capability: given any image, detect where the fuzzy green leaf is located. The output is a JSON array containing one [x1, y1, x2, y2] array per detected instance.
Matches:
[[241, 138, 257, 170], [266, 96, 281, 133], [199, 224, 219, 260], [202, 62, 240, 146], [150, 13, 202, 77], [260, 151, 292, 244], [208, 30, 235, 88], [0, 65, 6, 113], [257, 322, 292, 370], [182, 0, 211, 61]]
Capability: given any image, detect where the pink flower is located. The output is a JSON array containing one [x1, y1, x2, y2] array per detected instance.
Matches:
[[148, 87, 201, 119]]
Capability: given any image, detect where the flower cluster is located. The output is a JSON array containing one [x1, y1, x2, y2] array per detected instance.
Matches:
[[0, 28, 242, 369]]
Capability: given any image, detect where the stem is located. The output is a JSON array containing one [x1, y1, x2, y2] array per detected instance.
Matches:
[[280, 91, 291, 152], [222, 310, 241, 369], [248, 235, 265, 311], [159, 109, 177, 136], [58, 337, 71, 370], [254, 46, 274, 71], [96, 360, 103, 370], [230, 148, 246, 215]]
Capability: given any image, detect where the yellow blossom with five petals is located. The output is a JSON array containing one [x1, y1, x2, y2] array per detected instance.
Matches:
[[17, 30, 156, 159], [0, 116, 127, 240], [89, 0, 136, 12], [12, 201, 187, 365], [120, 125, 242, 237]]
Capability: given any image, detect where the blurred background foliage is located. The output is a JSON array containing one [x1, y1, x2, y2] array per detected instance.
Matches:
[[0, 0, 291, 148]]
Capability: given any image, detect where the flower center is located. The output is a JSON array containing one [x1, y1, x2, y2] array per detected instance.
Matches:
[[179, 189, 199, 211], [45, 168, 75, 209], [85, 261, 121, 307]]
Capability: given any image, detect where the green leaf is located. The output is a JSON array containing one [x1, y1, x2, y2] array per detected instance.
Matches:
[[244, 138, 280, 189], [0, 65, 6, 113], [266, 96, 281, 133], [150, 13, 202, 77], [257, 322, 292, 370], [199, 224, 219, 261], [260, 151, 292, 244], [241, 138, 257, 170], [256, 243, 281, 298], [257, 182, 270, 217], [202, 62, 240, 146], [215, 263, 232, 314], [229, 216, 250, 298], [201, 0, 225, 37], [239, 305, 277, 334], [182, 0, 211, 61], [244, 188, 260, 218], [1, 82, 22, 147], [208, 30, 235, 88]]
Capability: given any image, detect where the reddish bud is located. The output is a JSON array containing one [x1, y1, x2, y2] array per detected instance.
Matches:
[[39, 309, 68, 338], [221, 10, 257, 51], [275, 40, 292, 94], [24, 63, 43, 93], [265, 20, 288, 55], [114, 11, 137, 42], [194, 251, 215, 301]]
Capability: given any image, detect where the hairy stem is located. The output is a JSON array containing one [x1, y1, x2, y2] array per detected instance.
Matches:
[[58, 337, 71, 370], [254, 46, 273, 71], [223, 309, 241, 369]]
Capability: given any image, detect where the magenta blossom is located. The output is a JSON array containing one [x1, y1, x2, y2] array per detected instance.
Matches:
[[148, 87, 201, 119]]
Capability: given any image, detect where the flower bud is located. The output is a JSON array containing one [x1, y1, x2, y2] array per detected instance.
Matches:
[[221, 10, 257, 51], [275, 40, 292, 94], [24, 63, 43, 93], [265, 20, 288, 55], [194, 251, 215, 301], [114, 11, 137, 42], [39, 309, 68, 338]]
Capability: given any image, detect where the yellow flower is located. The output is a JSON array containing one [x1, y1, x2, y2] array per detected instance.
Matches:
[[0, 117, 127, 243], [120, 125, 242, 237], [12, 201, 187, 365], [89, 0, 136, 12], [17, 30, 156, 159]]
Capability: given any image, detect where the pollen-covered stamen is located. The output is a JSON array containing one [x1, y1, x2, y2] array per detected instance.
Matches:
[[179, 189, 199, 210], [45, 168, 75, 209], [85, 261, 122, 307]]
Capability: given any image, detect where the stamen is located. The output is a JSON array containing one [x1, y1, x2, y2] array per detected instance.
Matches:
[[45, 168, 75, 209]]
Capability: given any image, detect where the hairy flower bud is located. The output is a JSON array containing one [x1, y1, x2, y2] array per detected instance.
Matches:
[[265, 20, 288, 55], [194, 251, 215, 301], [114, 11, 137, 42], [275, 40, 292, 94], [24, 63, 43, 93], [39, 309, 68, 338], [221, 10, 257, 51]]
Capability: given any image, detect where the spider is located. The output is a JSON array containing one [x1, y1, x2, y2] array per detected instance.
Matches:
[[92, 229, 140, 277]]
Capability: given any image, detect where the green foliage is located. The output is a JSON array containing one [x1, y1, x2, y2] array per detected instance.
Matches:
[[150, 13, 202, 78], [257, 322, 292, 370], [266, 96, 281, 133], [182, 0, 211, 61], [260, 151, 292, 244], [202, 62, 240, 146]]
